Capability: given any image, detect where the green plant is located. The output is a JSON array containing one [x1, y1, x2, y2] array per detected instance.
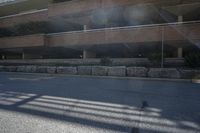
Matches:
[[13, 21, 49, 36], [0, 28, 14, 38], [184, 52, 200, 68], [100, 57, 113, 66], [148, 53, 162, 62], [52, 0, 72, 3]]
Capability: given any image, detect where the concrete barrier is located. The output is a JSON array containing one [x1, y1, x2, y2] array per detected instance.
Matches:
[[24, 66, 37, 73], [108, 66, 126, 77], [16, 66, 26, 72], [0, 65, 198, 79], [47, 67, 57, 74], [127, 67, 148, 77], [4, 66, 17, 72], [77, 66, 92, 75], [148, 68, 180, 79], [36, 66, 47, 73], [92, 66, 108, 76], [0, 66, 5, 72], [57, 67, 77, 75]]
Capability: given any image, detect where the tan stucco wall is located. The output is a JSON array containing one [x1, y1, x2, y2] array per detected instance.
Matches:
[[47, 23, 200, 48], [0, 9, 48, 28], [0, 34, 45, 49]]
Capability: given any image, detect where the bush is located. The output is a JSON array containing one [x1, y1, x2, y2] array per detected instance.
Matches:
[[100, 57, 113, 66], [184, 53, 200, 68], [148, 53, 166, 67], [0, 21, 49, 38], [52, 0, 72, 3], [13, 21, 49, 36], [0, 28, 14, 37]]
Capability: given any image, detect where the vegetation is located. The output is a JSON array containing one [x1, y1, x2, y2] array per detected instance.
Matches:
[[148, 53, 165, 66], [100, 57, 113, 66], [0, 21, 49, 38], [52, 0, 72, 3], [0, 28, 13, 37], [184, 52, 200, 68]]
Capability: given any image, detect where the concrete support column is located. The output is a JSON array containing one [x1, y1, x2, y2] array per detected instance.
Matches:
[[177, 47, 183, 58], [83, 50, 96, 59], [2, 55, 5, 60], [178, 15, 183, 23], [83, 25, 87, 31], [22, 52, 25, 59]]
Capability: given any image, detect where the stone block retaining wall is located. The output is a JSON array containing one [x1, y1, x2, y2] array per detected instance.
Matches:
[[0, 65, 199, 79]]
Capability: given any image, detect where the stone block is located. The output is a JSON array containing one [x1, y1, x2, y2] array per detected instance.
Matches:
[[16, 66, 26, 72], [0, 66, 5, 72], [36, 66, 47, 73], [4, 66, 17, 72], [92, 66, 108, 76], [25, 66, 37, 73], [57, 67, 77, 75], [47, 67, 57, 74], [127, 67, 148, 77], [77, 66, 92, 75], [108, 66, 126, 77], [148, 68, 180, 79]]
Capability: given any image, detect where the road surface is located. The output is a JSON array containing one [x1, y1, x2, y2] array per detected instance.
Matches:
[[0, 72, 200, 133]]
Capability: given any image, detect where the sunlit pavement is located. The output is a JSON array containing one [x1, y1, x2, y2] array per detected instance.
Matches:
[[0, 73, 200, 133]]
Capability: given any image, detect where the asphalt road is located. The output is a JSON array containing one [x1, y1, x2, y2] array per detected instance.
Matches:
[[0, 72, 200, 133]]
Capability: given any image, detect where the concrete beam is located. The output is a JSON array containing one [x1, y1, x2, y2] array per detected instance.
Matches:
[[83, 50, 96, 59]]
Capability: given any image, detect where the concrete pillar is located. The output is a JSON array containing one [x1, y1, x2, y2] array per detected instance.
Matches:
[[83, 50, 96, 59], [178, 15, 183, 23], [22, 52, 25, 59], [83, 25, 87, 31], [2, 55, 5, 60], [177, 47, 183, 58]]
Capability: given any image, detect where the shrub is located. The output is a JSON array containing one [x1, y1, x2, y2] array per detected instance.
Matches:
[[184, 52, 200, 68], [52, 0, 72, 3], [148, 53, 166, 67], [13, 21, 49, 36], [0, 28, 14, 37], [100, 57, 113, 66]]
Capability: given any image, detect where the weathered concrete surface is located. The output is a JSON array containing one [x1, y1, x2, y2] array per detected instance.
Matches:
[[92, 66, 108, 76], [36, 66, 47, 73], [57, 67, 77, 75], [0, 66, 4, 72], [108, 66, 126, 77], [24, 66, 37, 73], [77, 66, 92, 75], [4, 66, 17, 72], [148, 68, 180, 78], [127, 67, 148, 77], [47, 67, 57, 74], [0, 73, 200, 133], [16, 66, 26, 72]]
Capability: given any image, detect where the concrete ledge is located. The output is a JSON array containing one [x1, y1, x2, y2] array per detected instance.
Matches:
[[4, 66, 17, 72], [0, 65, 198, 80], [92, 66, 108, 76], [24, 66, 37, 73], [16, 66, 26, 72], [47, 67, 57, 74], [148, 68, 180, 79], [127, 67, 148, 77], [77, 66, 92, 75], [36, 66, 47, 73], [108, 66, 126, 77], [0, 66, 5, 72], [57, 67, 77, 75]]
